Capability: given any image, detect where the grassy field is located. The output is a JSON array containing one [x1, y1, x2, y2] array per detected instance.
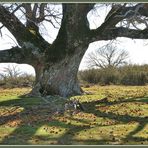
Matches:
[[0, 85, 148, 145]]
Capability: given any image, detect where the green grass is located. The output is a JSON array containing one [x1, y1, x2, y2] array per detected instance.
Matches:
[[0, 86, 148, 145]]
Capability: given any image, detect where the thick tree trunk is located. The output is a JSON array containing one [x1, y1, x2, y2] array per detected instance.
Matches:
[[30, 46, 87, 97], [1, 3, 148, 98], [2, 3, 148, 98]]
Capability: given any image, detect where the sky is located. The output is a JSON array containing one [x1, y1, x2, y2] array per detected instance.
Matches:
[[0, 4, 148, 75], [79, 38, 148, 70]]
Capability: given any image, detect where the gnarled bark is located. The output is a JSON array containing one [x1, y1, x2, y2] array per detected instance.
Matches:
[[30, 44, 88, 97]]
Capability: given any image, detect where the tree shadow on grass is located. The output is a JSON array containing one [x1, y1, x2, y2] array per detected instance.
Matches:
[[81, 97, 148, 144], [100, 97, 148, 107], [0, 96, 96, 145], [0, 96, 52, 144], [124, 122, 148, 144], [0, 96, 148, 145]]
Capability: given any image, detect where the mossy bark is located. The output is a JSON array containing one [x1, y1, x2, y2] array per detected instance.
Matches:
[[30, 45, 87, 97]]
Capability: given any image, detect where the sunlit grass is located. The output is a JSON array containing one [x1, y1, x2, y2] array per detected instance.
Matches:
[[0, 86, 148, 145]]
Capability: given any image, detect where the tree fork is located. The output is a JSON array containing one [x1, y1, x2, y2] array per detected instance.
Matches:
[[1, 3, 148, 98]]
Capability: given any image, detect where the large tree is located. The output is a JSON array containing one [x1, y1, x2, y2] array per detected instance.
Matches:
[[0, 3, 148, 97]]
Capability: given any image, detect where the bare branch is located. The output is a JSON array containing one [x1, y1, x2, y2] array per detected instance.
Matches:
[[0, 24, 4, 36], [0, 46, 26, 64], [32, 3, 38, 18], [44, 18, 59, 29], [85, 44, 129, 69], [36, 3, 47, 22], [2, 64, 22, 78], [11, 4, 22, 14], [111, 27, 148, 39], [89, 3, 148, 43], [0, 5, 27, 45], [0, 4, 51, 50]]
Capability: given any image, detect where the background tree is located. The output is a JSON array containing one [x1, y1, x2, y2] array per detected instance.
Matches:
[[85, 43, 129, 69], [0, 3, 148, 97], [2, 64, 22, 79], [0, 64, 34, 88]]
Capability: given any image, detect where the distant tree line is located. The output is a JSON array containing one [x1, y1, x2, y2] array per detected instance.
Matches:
[[1, 63, 148, 89], [78, 64, 148, 86], [0, 65, 35, 88]]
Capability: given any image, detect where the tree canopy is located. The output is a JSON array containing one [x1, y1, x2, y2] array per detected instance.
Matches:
[[0, 3, 148, 97]]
